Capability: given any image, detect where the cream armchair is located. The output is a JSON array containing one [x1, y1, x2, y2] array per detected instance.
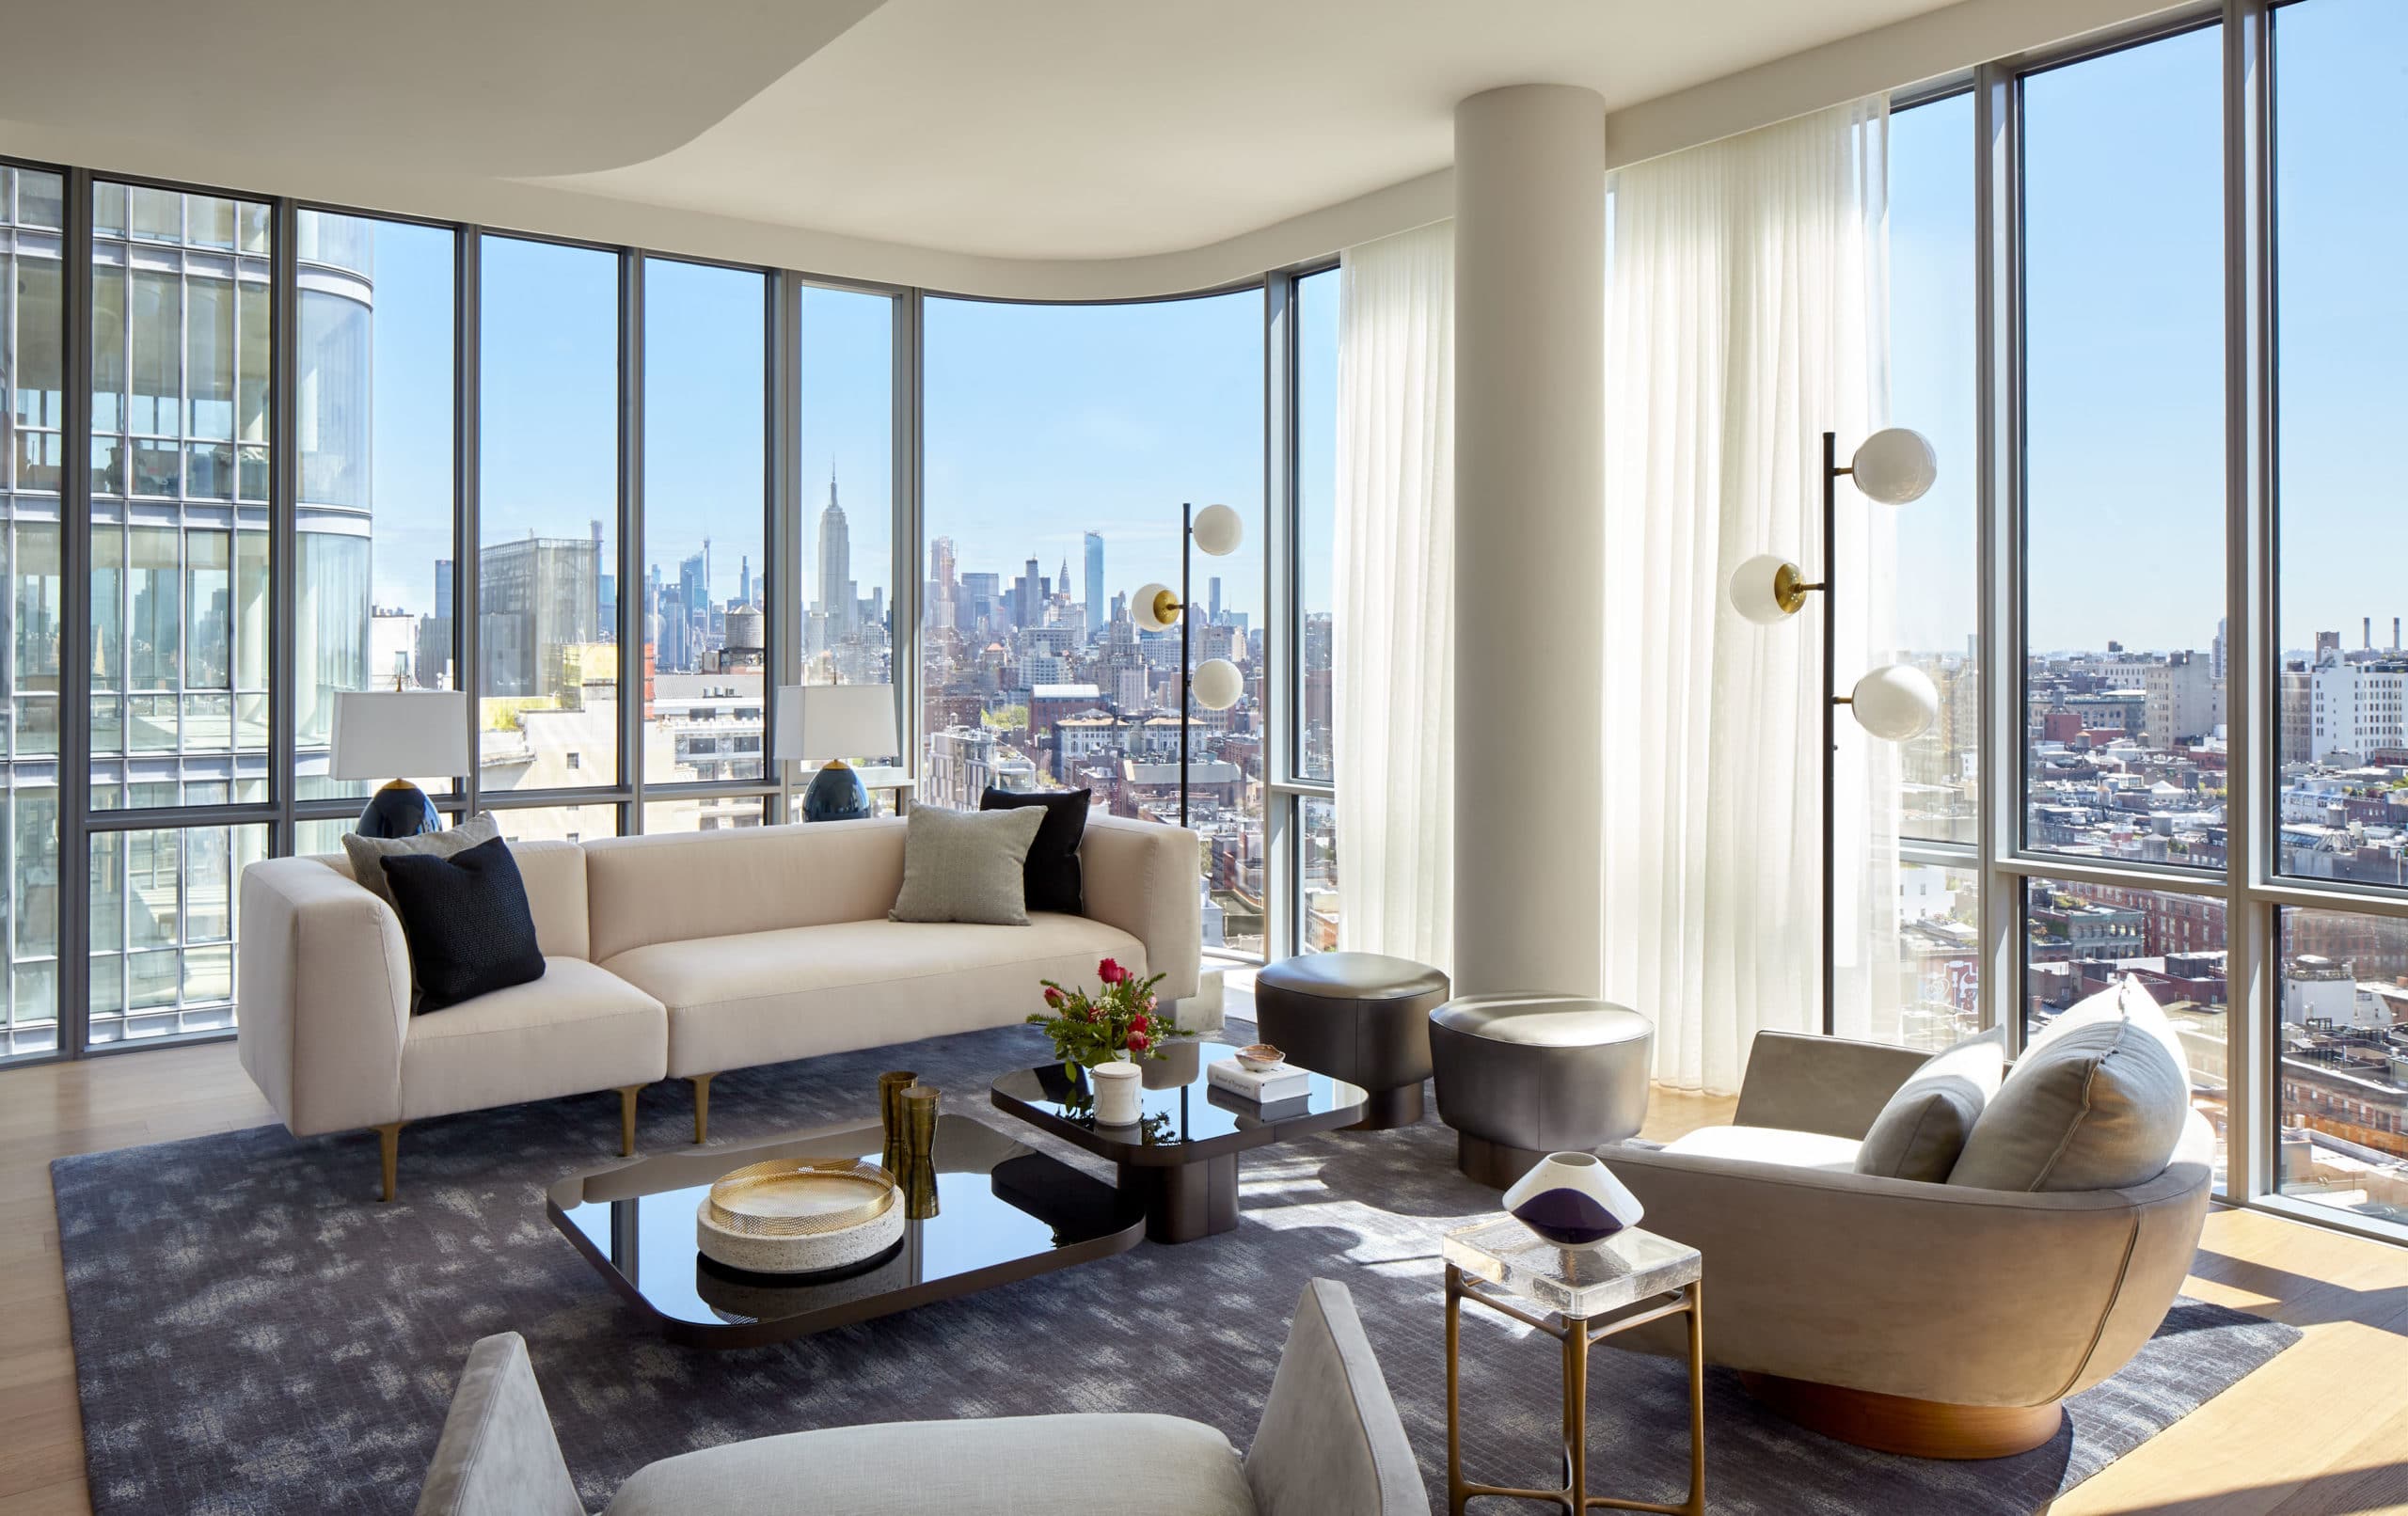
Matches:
[[1599, 1032, 2213, 1459]]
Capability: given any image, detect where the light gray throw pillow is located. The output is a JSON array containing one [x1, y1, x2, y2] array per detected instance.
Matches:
[[889, 805, 1047, 926], [1947, 1018, 2189, 1192], [1853, 1026, 2007, 1182], [342, 812, 499, 913]]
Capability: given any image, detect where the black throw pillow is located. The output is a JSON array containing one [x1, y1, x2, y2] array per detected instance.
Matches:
[[979, 786, 1091, 914], [379, 836, 547, 1013]]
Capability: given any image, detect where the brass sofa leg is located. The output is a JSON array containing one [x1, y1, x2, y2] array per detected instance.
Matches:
[[690, 1073, 715, 1145], [617, 1085, 643, 1157], [373, 1122, 405, 1203]]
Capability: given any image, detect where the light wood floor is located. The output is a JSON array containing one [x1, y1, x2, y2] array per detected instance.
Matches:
[[3, 1044, 2404, 1515]]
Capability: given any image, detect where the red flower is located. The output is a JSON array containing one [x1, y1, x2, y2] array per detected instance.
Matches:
[[1125, 1031, 1150, 1052], [1098, 957, 1127, 986], [1131, 1013, 1149, 1033], [1043, 987, 1064, 1008]]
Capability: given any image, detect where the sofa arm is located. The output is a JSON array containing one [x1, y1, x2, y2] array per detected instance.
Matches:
[[237, 857, 411, 1137], [1731, 1031, 1933, 1140], [1079, 813, 1203, 1002], [1596, 1141, 2212, 1406], [1246, 1280, 1428, 1516], [415, 1333, 585, 1516]]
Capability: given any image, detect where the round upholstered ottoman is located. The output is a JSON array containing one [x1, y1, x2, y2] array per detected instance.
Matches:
[[1252, 953, 1450, 1129], [1429, 995, 1654, 1186]]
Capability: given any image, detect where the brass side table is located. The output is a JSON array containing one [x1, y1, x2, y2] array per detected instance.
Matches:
[[1442, 1217, 1705, 1515]]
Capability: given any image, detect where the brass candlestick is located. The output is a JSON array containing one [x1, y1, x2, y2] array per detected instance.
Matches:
[[900, 1083, 942, 1219], [878, 1070, 919, 1176]]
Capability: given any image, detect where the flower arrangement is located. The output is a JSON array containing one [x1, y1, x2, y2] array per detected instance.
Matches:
[[1029, 956, 1186, 1068]]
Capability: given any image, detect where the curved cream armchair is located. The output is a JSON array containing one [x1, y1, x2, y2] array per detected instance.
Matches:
[[1600, 1031, 2213, 1459]]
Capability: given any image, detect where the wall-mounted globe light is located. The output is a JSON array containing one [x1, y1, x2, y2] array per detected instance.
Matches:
[[1847, 663, 1940, 742], [1192, 657, 1244, 712]]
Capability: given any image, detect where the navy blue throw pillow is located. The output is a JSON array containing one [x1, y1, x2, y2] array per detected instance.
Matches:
[[979, 786, 1090, 914], [379, 836, 547, 1012]]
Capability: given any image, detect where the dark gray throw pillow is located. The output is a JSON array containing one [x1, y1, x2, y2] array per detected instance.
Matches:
[[889, 805, 1048, 926], [379, 837, 547, 1012], [979, 786, 1091, 914]]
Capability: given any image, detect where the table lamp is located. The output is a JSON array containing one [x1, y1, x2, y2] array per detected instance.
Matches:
[[330, 689, 470, 837], [778, 685, 899, 822]]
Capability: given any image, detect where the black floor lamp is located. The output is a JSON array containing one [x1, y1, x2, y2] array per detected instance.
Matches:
[[1133, 501, 1245, 828], [1729, 428, 1941, 1035]]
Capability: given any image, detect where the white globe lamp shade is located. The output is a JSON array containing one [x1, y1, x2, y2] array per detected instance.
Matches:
[[1191, 503, 1245, 557], [1728, 554, 1804, 625], [1192, 657, 1244, 712], [1849, 428, 1939, 506], [1849, 663, 1941, 741], [1132, 582, 1180, 632]]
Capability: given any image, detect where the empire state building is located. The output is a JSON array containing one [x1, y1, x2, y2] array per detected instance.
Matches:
[[816, 467, 853, 640]]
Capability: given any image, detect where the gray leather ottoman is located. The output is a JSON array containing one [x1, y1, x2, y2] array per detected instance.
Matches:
[[1429, 995, 1654, 1186], [1253, 952, 1450, 1129]]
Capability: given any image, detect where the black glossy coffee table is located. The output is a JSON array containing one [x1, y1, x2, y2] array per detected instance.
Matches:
[[547, 1113, 1145, 1349], [990, 1039, 1368, 1243]]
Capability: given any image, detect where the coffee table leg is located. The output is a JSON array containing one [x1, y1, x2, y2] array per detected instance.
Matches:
[[1118, 1154, 1241, 1242]]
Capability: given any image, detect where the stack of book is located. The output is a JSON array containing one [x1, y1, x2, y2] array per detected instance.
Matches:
[[1206, 1058, 1309, 1104]]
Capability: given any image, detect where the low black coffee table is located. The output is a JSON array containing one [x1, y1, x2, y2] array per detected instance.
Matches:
[[990, 1039, 1368, 1243], [547, 1113, 1144, 1349]]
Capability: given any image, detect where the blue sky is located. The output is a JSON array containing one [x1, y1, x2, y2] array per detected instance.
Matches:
[[365, 0, 2403, 659]]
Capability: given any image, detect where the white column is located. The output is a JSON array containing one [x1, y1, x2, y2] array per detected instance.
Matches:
[[1452, 85, 1606, 998]]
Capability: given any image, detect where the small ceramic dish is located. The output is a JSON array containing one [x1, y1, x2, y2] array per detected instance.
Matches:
[[1236, 1044, 1286, 1072]]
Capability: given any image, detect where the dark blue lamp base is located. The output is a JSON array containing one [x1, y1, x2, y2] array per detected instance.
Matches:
[[802, 762, 873, 822], [356, 780, 440, 838]]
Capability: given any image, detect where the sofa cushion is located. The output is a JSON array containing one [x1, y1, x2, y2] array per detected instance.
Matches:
[[602, 1413, 1255, 1516], [400, 958, 666, 1122], [1658, 1124, 1862, 1172], [1852, 1027, 2007, 1182], [981, 785, 1092, 914], [381, 837, 548, 1013], [891, 804, 1047, 925], [341, 812, 497, 913], [1947, 1015, 2189, 1192], [605, 914, 1146, 1080], [582, 821, 906, 962]]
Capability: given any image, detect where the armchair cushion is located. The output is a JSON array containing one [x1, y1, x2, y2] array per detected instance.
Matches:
[[413, 1333, 582, 1516], [1659, 1124, 1861, 1171], [1853, 1027, 2006, 1182], [1949, 1017, 2188, 1192], [1245, 1278, 1428, 1515]]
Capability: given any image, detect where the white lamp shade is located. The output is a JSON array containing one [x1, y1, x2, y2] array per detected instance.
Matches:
[[1728, 554, 1802, 625], [1191, 503, 1244, 557], [775, 684, 899, 763], [1132, 582, 1180, 632], [1192, 657, 1244, 712], [1849, 428, 1939, 506], [1849, 663, 1940, 741], [329, 690, 468, 780]]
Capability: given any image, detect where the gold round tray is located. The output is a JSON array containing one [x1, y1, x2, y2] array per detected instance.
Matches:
[[705, 1158, 897, 1239]]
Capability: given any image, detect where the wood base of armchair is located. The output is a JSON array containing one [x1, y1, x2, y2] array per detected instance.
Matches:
[[1738, 1373, 2065, 1460]]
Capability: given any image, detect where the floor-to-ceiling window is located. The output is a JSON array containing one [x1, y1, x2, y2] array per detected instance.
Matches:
[[1287, 265, 1340, 954], [919, 289, 1267, 957], [2267, 0, 2408, 1224], [641, 257, 768, 832], [1, 166, 64, 1055], [797, 284, 895, 695], [475, 234, 620, 843]]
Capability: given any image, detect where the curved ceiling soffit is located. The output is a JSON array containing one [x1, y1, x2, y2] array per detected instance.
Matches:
[[0, 0, 889, 179]]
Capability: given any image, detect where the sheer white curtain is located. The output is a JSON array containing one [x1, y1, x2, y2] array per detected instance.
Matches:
[[1334, 220, 1455, 970], [1600, 98, 1899, 1094]]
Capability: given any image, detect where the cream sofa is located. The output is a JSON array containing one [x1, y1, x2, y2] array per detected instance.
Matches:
[[237, 814, 1201, 1200]]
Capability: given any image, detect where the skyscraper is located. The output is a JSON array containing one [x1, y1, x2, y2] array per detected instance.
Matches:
[[737, 553, 752, 608], [817, 469, 852, 640], [1084, 530, 1105, 638]]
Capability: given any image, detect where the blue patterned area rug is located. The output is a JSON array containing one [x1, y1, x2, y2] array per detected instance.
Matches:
[[54, 1019, 2296, 1515]]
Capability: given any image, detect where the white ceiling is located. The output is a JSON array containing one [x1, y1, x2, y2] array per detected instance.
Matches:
[[8, 0, 1970, 266], [547, 0, 1964, 260]]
